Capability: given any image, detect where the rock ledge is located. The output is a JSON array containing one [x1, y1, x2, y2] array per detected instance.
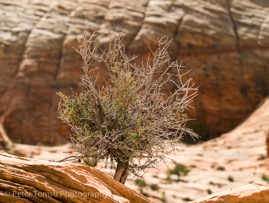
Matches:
[[0, 152, 151, 203]]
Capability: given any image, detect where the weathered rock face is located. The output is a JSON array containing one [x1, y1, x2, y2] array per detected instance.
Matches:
[[266, 132, 269, 157], [0, 0, 269, 144], [190, 183, 269, 203], [0, 152, 151, 203]]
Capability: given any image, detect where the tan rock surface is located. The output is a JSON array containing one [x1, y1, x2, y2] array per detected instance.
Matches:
[[1, 0, 269, 144], [3, 98, 269, 203], [190, 183, 269, 203], [135, 96, 269, 202], [266, 133, 269, 157], [0, 152, 151, 203]]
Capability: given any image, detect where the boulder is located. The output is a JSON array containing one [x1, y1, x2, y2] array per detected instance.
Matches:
[[0, 152, 151, 203], [0, 0, 269, 144], [191, 183, 269, 203]]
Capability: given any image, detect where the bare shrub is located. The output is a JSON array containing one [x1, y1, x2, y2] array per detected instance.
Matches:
[[57, 32, 198, 184]]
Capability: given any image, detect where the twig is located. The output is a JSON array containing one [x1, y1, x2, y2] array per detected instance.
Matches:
[[50, 155, 84, 163]]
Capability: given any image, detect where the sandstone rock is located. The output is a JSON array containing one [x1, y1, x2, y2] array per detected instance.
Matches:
[[2, 95, 269, 202], [0, 0, 269, 144], [266, 134, 269, 158], [190, 183, 269, 203], [0, 152, 151, 203], [123, 95, 269, 202]]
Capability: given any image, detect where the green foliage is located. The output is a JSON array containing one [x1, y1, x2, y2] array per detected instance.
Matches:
[[182, 197, 193, 202], [149, 183, 159, 191], [57, 32, 198, 183], [209, 181, 223, 188], [257, 154, 266, 161], [167, 162, 190, 181], [216, 166, 226, 171], [165, 162, 190, 183], [261, 174, 269, 183], [227, 175, 234, 182], [207, 189, 212, 194], [83, 157, 98, 167], [166, 174, 173, 184], [135, 178, 147, 187]]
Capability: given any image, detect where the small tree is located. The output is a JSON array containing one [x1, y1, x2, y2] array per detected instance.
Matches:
[[57, 32, 198, 184]]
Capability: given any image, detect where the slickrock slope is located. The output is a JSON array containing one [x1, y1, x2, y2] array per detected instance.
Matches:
[[0, 0, 269, 143], [123, 96, 269, 202], [191, 183, 269, 203], [267, 133, 269, 157], [4, 98, 269, 203], [0, 152, 151, 203]]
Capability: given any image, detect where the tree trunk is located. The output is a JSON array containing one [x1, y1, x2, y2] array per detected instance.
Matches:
[[114, 159, 129, 184]]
